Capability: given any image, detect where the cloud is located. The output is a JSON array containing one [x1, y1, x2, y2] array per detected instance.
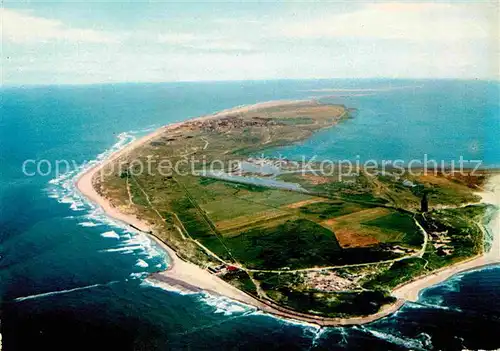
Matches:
[[157, 33, 198, 45], [157, 32, 254, 53], [1, 8, 119, 44], [278, 3, 490, 42], [2, 3, 497, 84]]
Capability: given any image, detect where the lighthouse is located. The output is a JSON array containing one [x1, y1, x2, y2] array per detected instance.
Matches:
[[421, 192, 429, 213]]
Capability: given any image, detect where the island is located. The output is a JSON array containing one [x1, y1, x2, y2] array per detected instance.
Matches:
[[77, 100, 499, 326]]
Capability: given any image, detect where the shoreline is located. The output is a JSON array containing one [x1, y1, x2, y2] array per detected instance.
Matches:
[[392, 174, 500, 301], [75, 100, 500, 326], [75, 100, 311, 234]]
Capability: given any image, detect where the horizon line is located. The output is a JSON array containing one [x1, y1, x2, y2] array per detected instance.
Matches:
[[2, 77, 498, 89]]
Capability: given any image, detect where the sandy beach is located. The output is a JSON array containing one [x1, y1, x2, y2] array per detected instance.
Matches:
[[76, 100, 306, 233], [76, 100, 500, 326], [76, 102, 306, 306]]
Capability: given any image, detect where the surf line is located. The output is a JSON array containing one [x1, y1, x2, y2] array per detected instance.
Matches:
[[12, 281, 119, 302]]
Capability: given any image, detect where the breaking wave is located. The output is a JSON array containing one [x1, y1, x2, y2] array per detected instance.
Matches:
[[45, 128, 169, 275], [142, 279, 256, 317], [129, 272, 150, 280], [354, 326, 428, 350], [78, 221, 101, 227], [405, 301, 463, 313], [307, 327, 328, 348], [101, 231, 120, 239], [135, 259, 149, 268], [41, 125, 495, 349], [140, 278, 199, 296], [198, 293, 252, 316], [13, 282, 118, 302]]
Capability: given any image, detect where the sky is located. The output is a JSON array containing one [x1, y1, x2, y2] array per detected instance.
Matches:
[[1, 1, 499, 85]]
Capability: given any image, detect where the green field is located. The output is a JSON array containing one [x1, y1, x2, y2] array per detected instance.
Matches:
[[299, 200, 372, 220], [362, 212, 423, 247], [221, 218, 342, 269], [165, 175, 420, 269]]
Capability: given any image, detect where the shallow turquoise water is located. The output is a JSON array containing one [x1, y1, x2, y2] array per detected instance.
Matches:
[[266, 80, 499, 167]]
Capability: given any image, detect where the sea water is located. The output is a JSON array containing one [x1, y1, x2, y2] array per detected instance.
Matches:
[[1, 80, 499, 350]]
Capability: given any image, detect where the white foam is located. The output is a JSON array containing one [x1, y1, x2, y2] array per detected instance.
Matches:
[[310, 327, 327, 348], [46, 130, 138, 216], [425, 270, 471, 296], [356, 326, 426, 351], [338, 327, 349, 345], [99, 245, 144, 253], [136, 259, 149, 268], [46, 127, 170, 272], [422, 294, 445, 307], [70, 202, 84, 211], [198, 293, 252, 316], [141, 277, 199, 296], [101, 231, 120, 239], [129, 272, 149, 280], [248, 309, 323, 330], [78, 221, 101, 227], [405, 301, 462, 313], [276, 314, 321, 329], [13, 283, 107, 302]]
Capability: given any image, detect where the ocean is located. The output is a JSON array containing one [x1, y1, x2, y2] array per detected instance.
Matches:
[[1, 79, 499, 350]]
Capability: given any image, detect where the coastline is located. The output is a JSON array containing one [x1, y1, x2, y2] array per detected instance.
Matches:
[[75, 100, 309, 234], [75, 100, 500, 326], [392, 174, 500, 301]]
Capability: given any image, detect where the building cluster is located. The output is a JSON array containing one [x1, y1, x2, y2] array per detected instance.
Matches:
[[305, 270, 359, 292], [390, 245, 418, 255], [207, 264, 239, 275], [423, 215, 455, 256], [429, 230, 454, 256], [185, 116, 278, 134], [377, 243, 417, 255]]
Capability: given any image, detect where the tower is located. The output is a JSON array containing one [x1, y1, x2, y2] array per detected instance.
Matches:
[[421, 192, 429, 213]]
